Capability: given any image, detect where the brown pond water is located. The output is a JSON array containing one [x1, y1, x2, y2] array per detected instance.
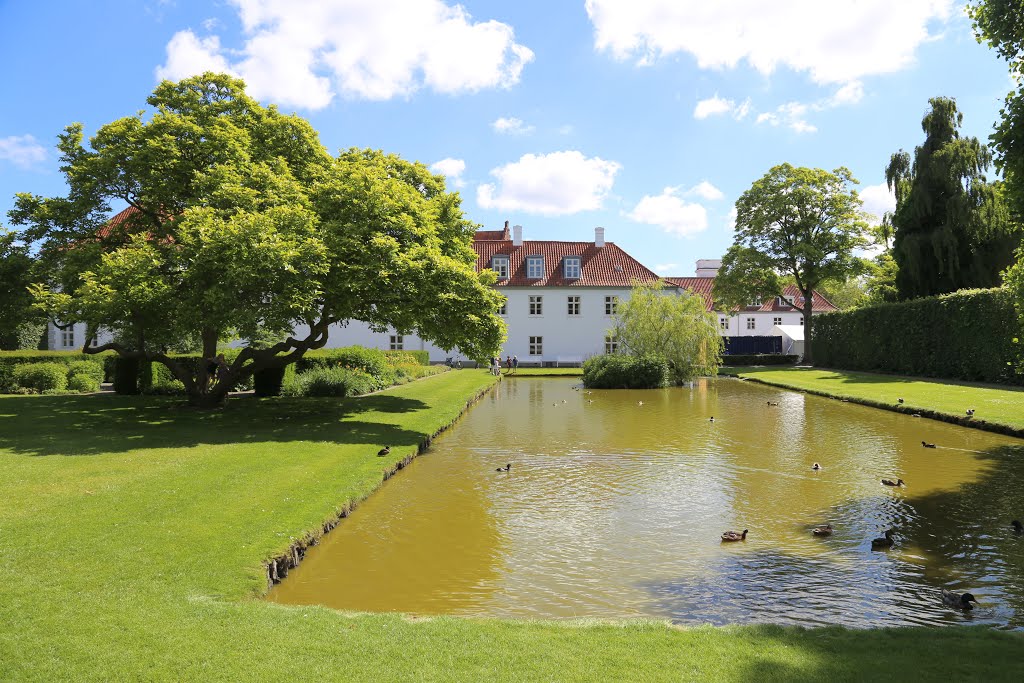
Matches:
[[267, 377, 1024, 628]]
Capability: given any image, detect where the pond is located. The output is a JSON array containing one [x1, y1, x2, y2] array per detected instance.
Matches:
[[267, 377, 1024, 628]]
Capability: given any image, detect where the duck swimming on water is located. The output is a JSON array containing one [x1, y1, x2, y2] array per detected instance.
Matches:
[[941, 589, 979, 611], [811, 462, 821, 471], [922, 441, 937, 449], [721, 529, 748, 542], [496, 463, 511, 472], [871, 529, 895, 549], [881, 478, 905, 487], [812, 524, 833, 536]]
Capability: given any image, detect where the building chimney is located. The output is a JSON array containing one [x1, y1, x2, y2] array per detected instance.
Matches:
[[513, 224, 523, 247], [695, 259, 722, 277], [502, 220, 510, 240], [595, 226, 605, 248]]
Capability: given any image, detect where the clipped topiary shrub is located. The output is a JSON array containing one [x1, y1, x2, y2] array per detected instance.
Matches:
[[295, 347, 395, 383], [812, 288, 1023, 385], [582, 354, 669, 389], [67, 373, 101, 393], [254, 366, 287, 397], [13, 362, 69, 393], [67, 360, 105, 383]]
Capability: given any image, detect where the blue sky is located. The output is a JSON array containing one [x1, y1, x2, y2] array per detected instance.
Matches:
[[0, 0, 1014, 276]]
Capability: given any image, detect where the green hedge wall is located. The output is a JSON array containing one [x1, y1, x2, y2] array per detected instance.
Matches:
[[812, 288, 1023, 385], [0, 351, 113, 392]]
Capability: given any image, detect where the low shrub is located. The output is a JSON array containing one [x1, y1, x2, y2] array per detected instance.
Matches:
[[383, 350, 430, 366], [13, 362, 69, 393], [67, 373, 101, 393], [282, 367, 380, 397], [295, 347, 394, 381], [582, 354, 668, 389], [722, 354, 799, 366], [67, 360, 105, 383], [0, 351, 114, 392]]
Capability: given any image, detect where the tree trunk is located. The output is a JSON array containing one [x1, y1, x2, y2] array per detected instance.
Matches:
[[186, 385, 229, 409], [802, 291, 814, 365]]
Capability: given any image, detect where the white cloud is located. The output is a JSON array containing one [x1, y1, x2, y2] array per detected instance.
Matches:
[[157, 0, 534, 109], [687, 181, 724, 201], [0, 134, 47, 169], [628, 187, 708, 237], [492, 117, 534, 135], [859, 181, 896, 222], [726, 206, 738, 231], [829, 80, 865, 106], [694, 95, 751, 121], [477, 151, 621, 216], [757, 101, 817, 134], [586, 0, 953, 84], [155, 31, 235, 83], [430, 157, 466, 187], [654, 263, 679, 274]]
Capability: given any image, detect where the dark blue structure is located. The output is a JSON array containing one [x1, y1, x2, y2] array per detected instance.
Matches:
[[723, 336, 782, 355]]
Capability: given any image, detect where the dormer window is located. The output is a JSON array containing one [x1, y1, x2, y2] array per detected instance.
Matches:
[[563, 257, 581, 279], [526, 256, 544, 279], [491, 256, 509, 279]]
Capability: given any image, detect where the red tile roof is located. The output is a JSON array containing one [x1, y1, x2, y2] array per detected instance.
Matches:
[[95, 205, 145, 240], [473, 234, 663, 288], [474, 226, 511, 241], [663, 277, 838, 313]]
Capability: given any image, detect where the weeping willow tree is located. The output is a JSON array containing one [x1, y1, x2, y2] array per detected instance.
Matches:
[[610, 279, 723, 384], [885, 97, 1021, 300]]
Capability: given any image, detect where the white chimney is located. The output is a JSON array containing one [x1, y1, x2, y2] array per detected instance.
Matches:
[[595, 226, 605, 248], [695, 259, 722, 277], [512, 224, 523, 247]]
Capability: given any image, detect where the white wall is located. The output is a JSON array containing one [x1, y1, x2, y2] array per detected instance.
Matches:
[[48, 322, 113, 351], [714, 311, 804, 337]]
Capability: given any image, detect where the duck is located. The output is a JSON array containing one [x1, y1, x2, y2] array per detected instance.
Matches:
[[881, 478, 905, 487], [377, 445, 391, 457], [767, 401, 779, 407], [637, 401, 644, 406], [721, 529, 748, 542], [812, 524, 833, 536], [966, 409, 976, 417], [871, 529, 895, 549], [495, 463, 511, 472], [912, 413, 922, 418], [898, 398, 904, 404], [921, 441, 937, 449], [811, 462, 821, 471], [709, 416, 715, 423], [941, 589, 979, 611], [1012, 520, 1023, 534]]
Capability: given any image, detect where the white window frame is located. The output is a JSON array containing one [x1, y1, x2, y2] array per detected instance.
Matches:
[[529, 336, 543, 356], [773, 316, 783, 326], [529, 295, 543, 316], [746, 317, 756, 330], [719, 317, 729, 331], [604, 334, 618, 354], [563, 257, 581, 279], [605, 296, 618, 315], [492, 256, 509, 279], [61, 328, 75, 348], [497, 301, 507, 316], [526, 256, 544, 279], [389, 335, 404, 350], [800, 316, 805, 326], [567, 296, 580, 316]]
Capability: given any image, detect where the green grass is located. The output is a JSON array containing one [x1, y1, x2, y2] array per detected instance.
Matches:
[[1, 369, 1022, 681], [720, 366, 1024, 433]]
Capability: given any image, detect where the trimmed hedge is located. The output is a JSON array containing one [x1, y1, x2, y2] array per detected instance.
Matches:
[[722, 354, 799, 366], [0, 351, 114, 392], [282, 367, 379, 397], [13, 362, 69, 393], [812, 288, 1023, 385], [582, 354, 669, 389], [67, 373, 101, 393]]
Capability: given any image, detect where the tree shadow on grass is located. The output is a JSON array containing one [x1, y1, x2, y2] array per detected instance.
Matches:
[[0, 393, 433, 457]]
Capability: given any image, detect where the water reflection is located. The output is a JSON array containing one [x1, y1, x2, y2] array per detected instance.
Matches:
[[267, 377, 1024, 628]]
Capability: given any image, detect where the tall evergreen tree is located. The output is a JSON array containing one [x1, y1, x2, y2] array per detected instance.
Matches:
[[885, 97, 1020, 299]]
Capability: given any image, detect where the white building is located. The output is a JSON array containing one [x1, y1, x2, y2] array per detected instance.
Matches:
[[47, 217, 836, 361]]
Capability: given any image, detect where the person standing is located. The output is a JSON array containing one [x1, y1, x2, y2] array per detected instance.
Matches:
[[505, 355, 512, 373], [511, 355, 518, 374]]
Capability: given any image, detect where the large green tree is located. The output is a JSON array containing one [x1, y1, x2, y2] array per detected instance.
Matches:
[[885, 97, 1019, 299], [9, 73, 505, 407], [610, 279, 723, 384], [713, 164, 869, 364], [0, 229, 45, 349]]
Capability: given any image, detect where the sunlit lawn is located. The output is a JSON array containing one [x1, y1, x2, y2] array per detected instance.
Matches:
[[1, 369, 1022, 681], [720, 366, 1024, 433]]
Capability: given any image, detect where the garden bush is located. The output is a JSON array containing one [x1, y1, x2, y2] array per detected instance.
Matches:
[[282, 367, 381, 397], [13, 362, 69, 393], [582, 354, 669, 389], [812, 288, 1023, 385], [0, 351, 114, 392], [67, 360, 105, 383], [67, 373, 101, 393], [295, 347, 394, 382]]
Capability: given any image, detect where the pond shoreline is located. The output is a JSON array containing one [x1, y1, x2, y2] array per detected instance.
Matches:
[[264, 377, 498, 590], [720, 369, 1024, 439]]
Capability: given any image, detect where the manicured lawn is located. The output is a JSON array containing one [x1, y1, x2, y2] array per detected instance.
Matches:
[[1, 369, 1022, 681], [720, 366, 1024, 433]]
